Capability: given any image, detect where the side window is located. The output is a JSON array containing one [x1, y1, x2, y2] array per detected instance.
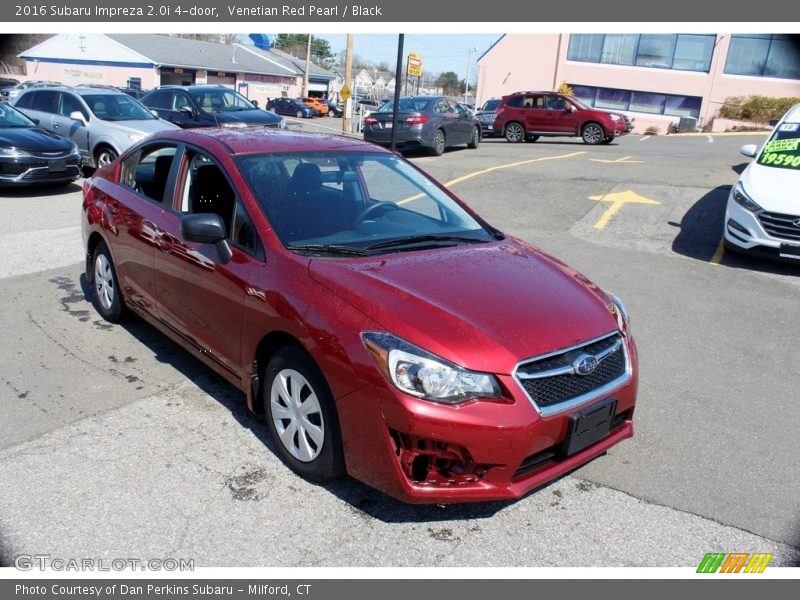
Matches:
[[30, 90, 58, 114], [147, 91, 171, 110], [180, 152, 236, 238], [58, 93, 88, 120], [15, 91, 34, 109], [172, 93, 190, 111], [546, 95, 569, 110], [231, 200, 263, 259], [120, 144, 178, 204], [506, 96, 524, 108], [523, 95, 544, 109]]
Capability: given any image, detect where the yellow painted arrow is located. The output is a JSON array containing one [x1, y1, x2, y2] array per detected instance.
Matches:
[[589, 155, 644, 164], [589, 190, 661, 230]]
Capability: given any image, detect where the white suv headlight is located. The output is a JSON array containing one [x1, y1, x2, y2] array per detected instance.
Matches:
[[732, 182, 762, 213], [362, 332, 502, 404]]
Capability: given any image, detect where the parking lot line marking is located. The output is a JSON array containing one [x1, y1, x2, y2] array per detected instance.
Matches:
[[589, 156, 644, 164], [398, 151, 586, 205], [710, 237, 725, 265], [707, 136, 714, 143], [640, 136, 650, 141], [589, 190, 661, 230], [443, 151, 587, 188]]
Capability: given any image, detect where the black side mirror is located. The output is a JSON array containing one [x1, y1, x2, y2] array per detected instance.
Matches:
[[181, 213, 232, 264], [179, 105, 197, 117], [769, 119, 779, 127], [251, 99, 259, 108]]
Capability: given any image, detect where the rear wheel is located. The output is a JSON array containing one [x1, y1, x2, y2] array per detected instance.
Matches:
[[431, 129, 446, 156], [467, 126, 480, 149], [504, 122, 525, 143], [581, 123, 605, 145], [263, 346, 345, 482], [296, 110, 304, 118]]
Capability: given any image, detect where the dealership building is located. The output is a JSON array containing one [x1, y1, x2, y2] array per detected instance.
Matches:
[[17, 34, 334, 106], [477, 34, 800, 133]]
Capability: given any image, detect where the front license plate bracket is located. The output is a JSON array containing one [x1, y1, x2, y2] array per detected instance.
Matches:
[[561, 397, 617, 457]]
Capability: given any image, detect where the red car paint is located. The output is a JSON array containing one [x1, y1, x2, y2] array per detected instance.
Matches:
[[82, 127, 637, 503]]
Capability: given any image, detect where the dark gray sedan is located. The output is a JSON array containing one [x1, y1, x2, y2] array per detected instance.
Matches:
[[362, 96, 481, 155]]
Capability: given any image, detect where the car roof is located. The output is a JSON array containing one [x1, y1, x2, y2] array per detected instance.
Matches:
[[146, 127, 388, 156]]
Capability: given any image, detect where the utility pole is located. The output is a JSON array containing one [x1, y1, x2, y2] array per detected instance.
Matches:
[[342, 34, 354, 133], [302, 34, 312, 97]]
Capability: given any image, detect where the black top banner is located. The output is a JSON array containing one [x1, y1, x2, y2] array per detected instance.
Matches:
[[2, 0, 797, 23]]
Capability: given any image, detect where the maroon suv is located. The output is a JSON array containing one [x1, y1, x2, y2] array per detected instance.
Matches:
[[494, 91, 628, 145]]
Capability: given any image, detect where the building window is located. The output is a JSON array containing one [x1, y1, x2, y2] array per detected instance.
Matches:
[[568, 34, 715, 72], [725, 34, 800, 80], [570, 83, 703, 119]]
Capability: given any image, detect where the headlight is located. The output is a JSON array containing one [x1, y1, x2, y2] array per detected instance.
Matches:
[[608, 294, 631, 336], [221, 122, 247, 128], [0, 146, 31, 158], [127, 133, 145, 143], [361, 332, 502, 404], [609, 113, 622, 122], [732, 182, 762, 213]]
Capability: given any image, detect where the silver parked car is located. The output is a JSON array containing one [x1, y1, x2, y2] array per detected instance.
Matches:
[[362, 96, 482, 156], [12, 86, 178, 168]]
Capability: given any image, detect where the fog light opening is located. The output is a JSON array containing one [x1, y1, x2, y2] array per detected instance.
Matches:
[[727, 218, 750, 237], [389, 429, 488, 486]]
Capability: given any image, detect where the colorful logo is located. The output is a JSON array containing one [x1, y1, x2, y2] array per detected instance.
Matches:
[[697, 552, 773, 573]]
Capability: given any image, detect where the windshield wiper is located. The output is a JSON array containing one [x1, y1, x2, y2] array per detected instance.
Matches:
[[365, 234, 491, 251], [288, 244, 369, 257]]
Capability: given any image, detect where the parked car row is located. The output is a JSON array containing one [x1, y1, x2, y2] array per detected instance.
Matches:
[[2, 84, 288, 187], [267, 96, 343, 119]]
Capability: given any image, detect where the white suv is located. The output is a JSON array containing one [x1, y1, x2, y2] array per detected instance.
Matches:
[[724, 103, 800, 261]]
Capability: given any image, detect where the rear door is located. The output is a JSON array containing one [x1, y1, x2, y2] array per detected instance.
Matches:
[[15, 90, 59, 132]]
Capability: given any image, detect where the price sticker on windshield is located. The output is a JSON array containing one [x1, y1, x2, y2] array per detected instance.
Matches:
[[758, 136, 800, 170]]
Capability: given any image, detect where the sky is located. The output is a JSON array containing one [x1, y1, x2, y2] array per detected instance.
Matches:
[[317, 34, 502, 81]]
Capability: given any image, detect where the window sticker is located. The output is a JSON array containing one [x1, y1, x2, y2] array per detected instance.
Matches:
[[778, 123, 799, 132], [758, 136, 800, 169]]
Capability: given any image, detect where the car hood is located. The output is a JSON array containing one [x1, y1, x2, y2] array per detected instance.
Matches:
[[213, 109, 283, 126], [741, 160, 800, 214], [0, 127, 74, 152], [309, 239, 619, 373], [99, 118, 180, 136]]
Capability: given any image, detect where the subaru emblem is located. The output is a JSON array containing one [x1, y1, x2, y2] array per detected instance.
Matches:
[[573, 353, 599, 376]]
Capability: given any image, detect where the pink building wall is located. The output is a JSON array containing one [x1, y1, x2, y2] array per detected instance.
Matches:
[[24, 60, 158, 89], [477, 34, 800, 134]]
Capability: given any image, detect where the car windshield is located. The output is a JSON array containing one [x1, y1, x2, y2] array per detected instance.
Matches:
[[756, 123, 800, 171], [190, 89, 255, 113], [237, 151, 498, 255], [375, 98, 431, 113], [481, 99, 500, 111], [0, 103, 35, 128], [83, 94, 156, 121]]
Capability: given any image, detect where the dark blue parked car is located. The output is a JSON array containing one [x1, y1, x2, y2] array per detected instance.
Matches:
[[267, 97, 317, 118]]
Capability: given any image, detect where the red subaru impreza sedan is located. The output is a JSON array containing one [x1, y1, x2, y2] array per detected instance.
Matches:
[[81, 127, 638, 503]]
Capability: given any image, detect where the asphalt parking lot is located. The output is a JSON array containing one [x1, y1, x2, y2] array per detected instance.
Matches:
[[0, 128, 798, 568]]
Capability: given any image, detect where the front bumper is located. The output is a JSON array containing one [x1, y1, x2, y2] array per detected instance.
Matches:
[[336, 335, 638, 503], [0, 154, 81, 186], [723, 191, 800, 262]]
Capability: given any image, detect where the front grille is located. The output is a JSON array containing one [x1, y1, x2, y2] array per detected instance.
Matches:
[[28, 150, 73, 159], [758, 211, 800, 242], [515, 333, 627, 412]]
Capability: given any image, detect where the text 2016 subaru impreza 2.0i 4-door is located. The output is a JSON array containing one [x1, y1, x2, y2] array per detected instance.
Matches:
[[81, 127, 638, 503]]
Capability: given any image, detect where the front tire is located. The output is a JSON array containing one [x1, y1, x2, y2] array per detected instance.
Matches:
[[601, 136, 614, 145], [92, 241, 124, 323], [296, 110, 304, 118], [94, 146, 118, 168], [467, 126, 480, 149], [263, 346, 345, 482], [582, 123, 605, 145], [504, 122, 525, 143]]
